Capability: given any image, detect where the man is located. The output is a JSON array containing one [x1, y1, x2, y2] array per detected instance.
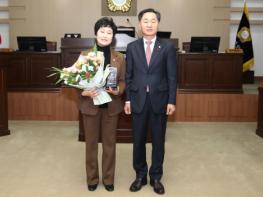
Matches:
[[124, 8, 177, 195]]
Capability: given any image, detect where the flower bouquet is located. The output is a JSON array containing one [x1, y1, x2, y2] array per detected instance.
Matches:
[[48, 45, 112, 105]]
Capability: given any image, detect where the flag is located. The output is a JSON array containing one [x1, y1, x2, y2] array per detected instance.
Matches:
[[235, 1, 254, 72]]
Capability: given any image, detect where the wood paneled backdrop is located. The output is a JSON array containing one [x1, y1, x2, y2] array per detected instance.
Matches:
[[8, 88, 258, 122], [8, 88, 79, 120]]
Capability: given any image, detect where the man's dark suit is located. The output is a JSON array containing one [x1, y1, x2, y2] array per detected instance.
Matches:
[[125, 37, 177, 181]]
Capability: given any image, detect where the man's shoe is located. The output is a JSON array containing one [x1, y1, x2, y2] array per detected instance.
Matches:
[[129, 177, 147, 192], [88, 184, 98, 191], [150, 179, 165, 195], [104, 184, 114, 192]]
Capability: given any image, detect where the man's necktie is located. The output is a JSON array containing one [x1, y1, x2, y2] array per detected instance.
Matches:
[[145, 41, 152, 92], [146, 41, 152, 65]]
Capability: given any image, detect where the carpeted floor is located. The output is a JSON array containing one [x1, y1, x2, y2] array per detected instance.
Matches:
[[0, 121, 263, 197]]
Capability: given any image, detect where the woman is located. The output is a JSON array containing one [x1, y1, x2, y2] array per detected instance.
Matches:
[[77, 17, 125, 192]]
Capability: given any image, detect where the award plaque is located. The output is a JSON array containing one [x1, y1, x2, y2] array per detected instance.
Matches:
[[106, 66, 117, 90]]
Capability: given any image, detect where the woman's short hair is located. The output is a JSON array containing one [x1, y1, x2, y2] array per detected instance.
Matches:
[[94, 17, 117, 36], [138, 8, 161, 22]]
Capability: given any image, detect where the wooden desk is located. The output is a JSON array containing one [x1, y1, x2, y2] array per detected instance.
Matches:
[[178, 53, 243, 93], [0, 51, 61, 91], [0, 65, 10, 136], [256, 85, 263, 138]]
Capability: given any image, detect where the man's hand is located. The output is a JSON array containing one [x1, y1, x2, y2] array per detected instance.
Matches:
[[124, 102, 131, 115], [81, 88, 98, 98], [166, 104, 175, 115]]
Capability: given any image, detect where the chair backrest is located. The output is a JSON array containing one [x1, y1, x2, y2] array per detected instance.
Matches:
[[182, 42, 190, 52], [46, 41, 57, 51]]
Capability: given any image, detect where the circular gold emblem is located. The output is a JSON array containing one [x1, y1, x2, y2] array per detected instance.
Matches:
[[107, 0, 132, 12], [237, 27, 252, 43]]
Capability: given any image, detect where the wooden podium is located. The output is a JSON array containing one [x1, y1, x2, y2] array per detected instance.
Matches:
[[0, 63, 10, 136], [0, 51, 61, 91], [178, 52, 243, 93]]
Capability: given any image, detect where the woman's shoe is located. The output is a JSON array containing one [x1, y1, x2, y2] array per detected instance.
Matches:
[[104, 184, 114, 191], [88, 184, 98, 191]]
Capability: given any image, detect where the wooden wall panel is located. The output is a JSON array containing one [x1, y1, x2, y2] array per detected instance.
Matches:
[[8, 88, 79, 120], [229, 95, 258, 121], [185, 94, 208, 120], [207, 95, 230, 120], [8, 89, 258, 122], [176, 93, 258, 122]]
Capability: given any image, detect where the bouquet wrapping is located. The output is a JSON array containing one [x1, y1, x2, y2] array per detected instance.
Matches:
[[49, 46, 112, 105]]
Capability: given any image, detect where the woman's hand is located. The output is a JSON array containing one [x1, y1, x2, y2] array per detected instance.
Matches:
[[106, 87, 119, 96], [81, 88, 98, 98]]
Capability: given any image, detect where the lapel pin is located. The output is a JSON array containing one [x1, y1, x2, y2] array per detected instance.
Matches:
[[156, 45, 161, 52]]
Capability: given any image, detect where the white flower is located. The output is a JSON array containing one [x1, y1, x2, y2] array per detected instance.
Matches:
[[81, 64, 87, 72], [88, 65, 94, 71], [78, 55, 88, 63], [70, 66, 78, 73], [62, 67, 69, 72], [87, 52, 96, 58]]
